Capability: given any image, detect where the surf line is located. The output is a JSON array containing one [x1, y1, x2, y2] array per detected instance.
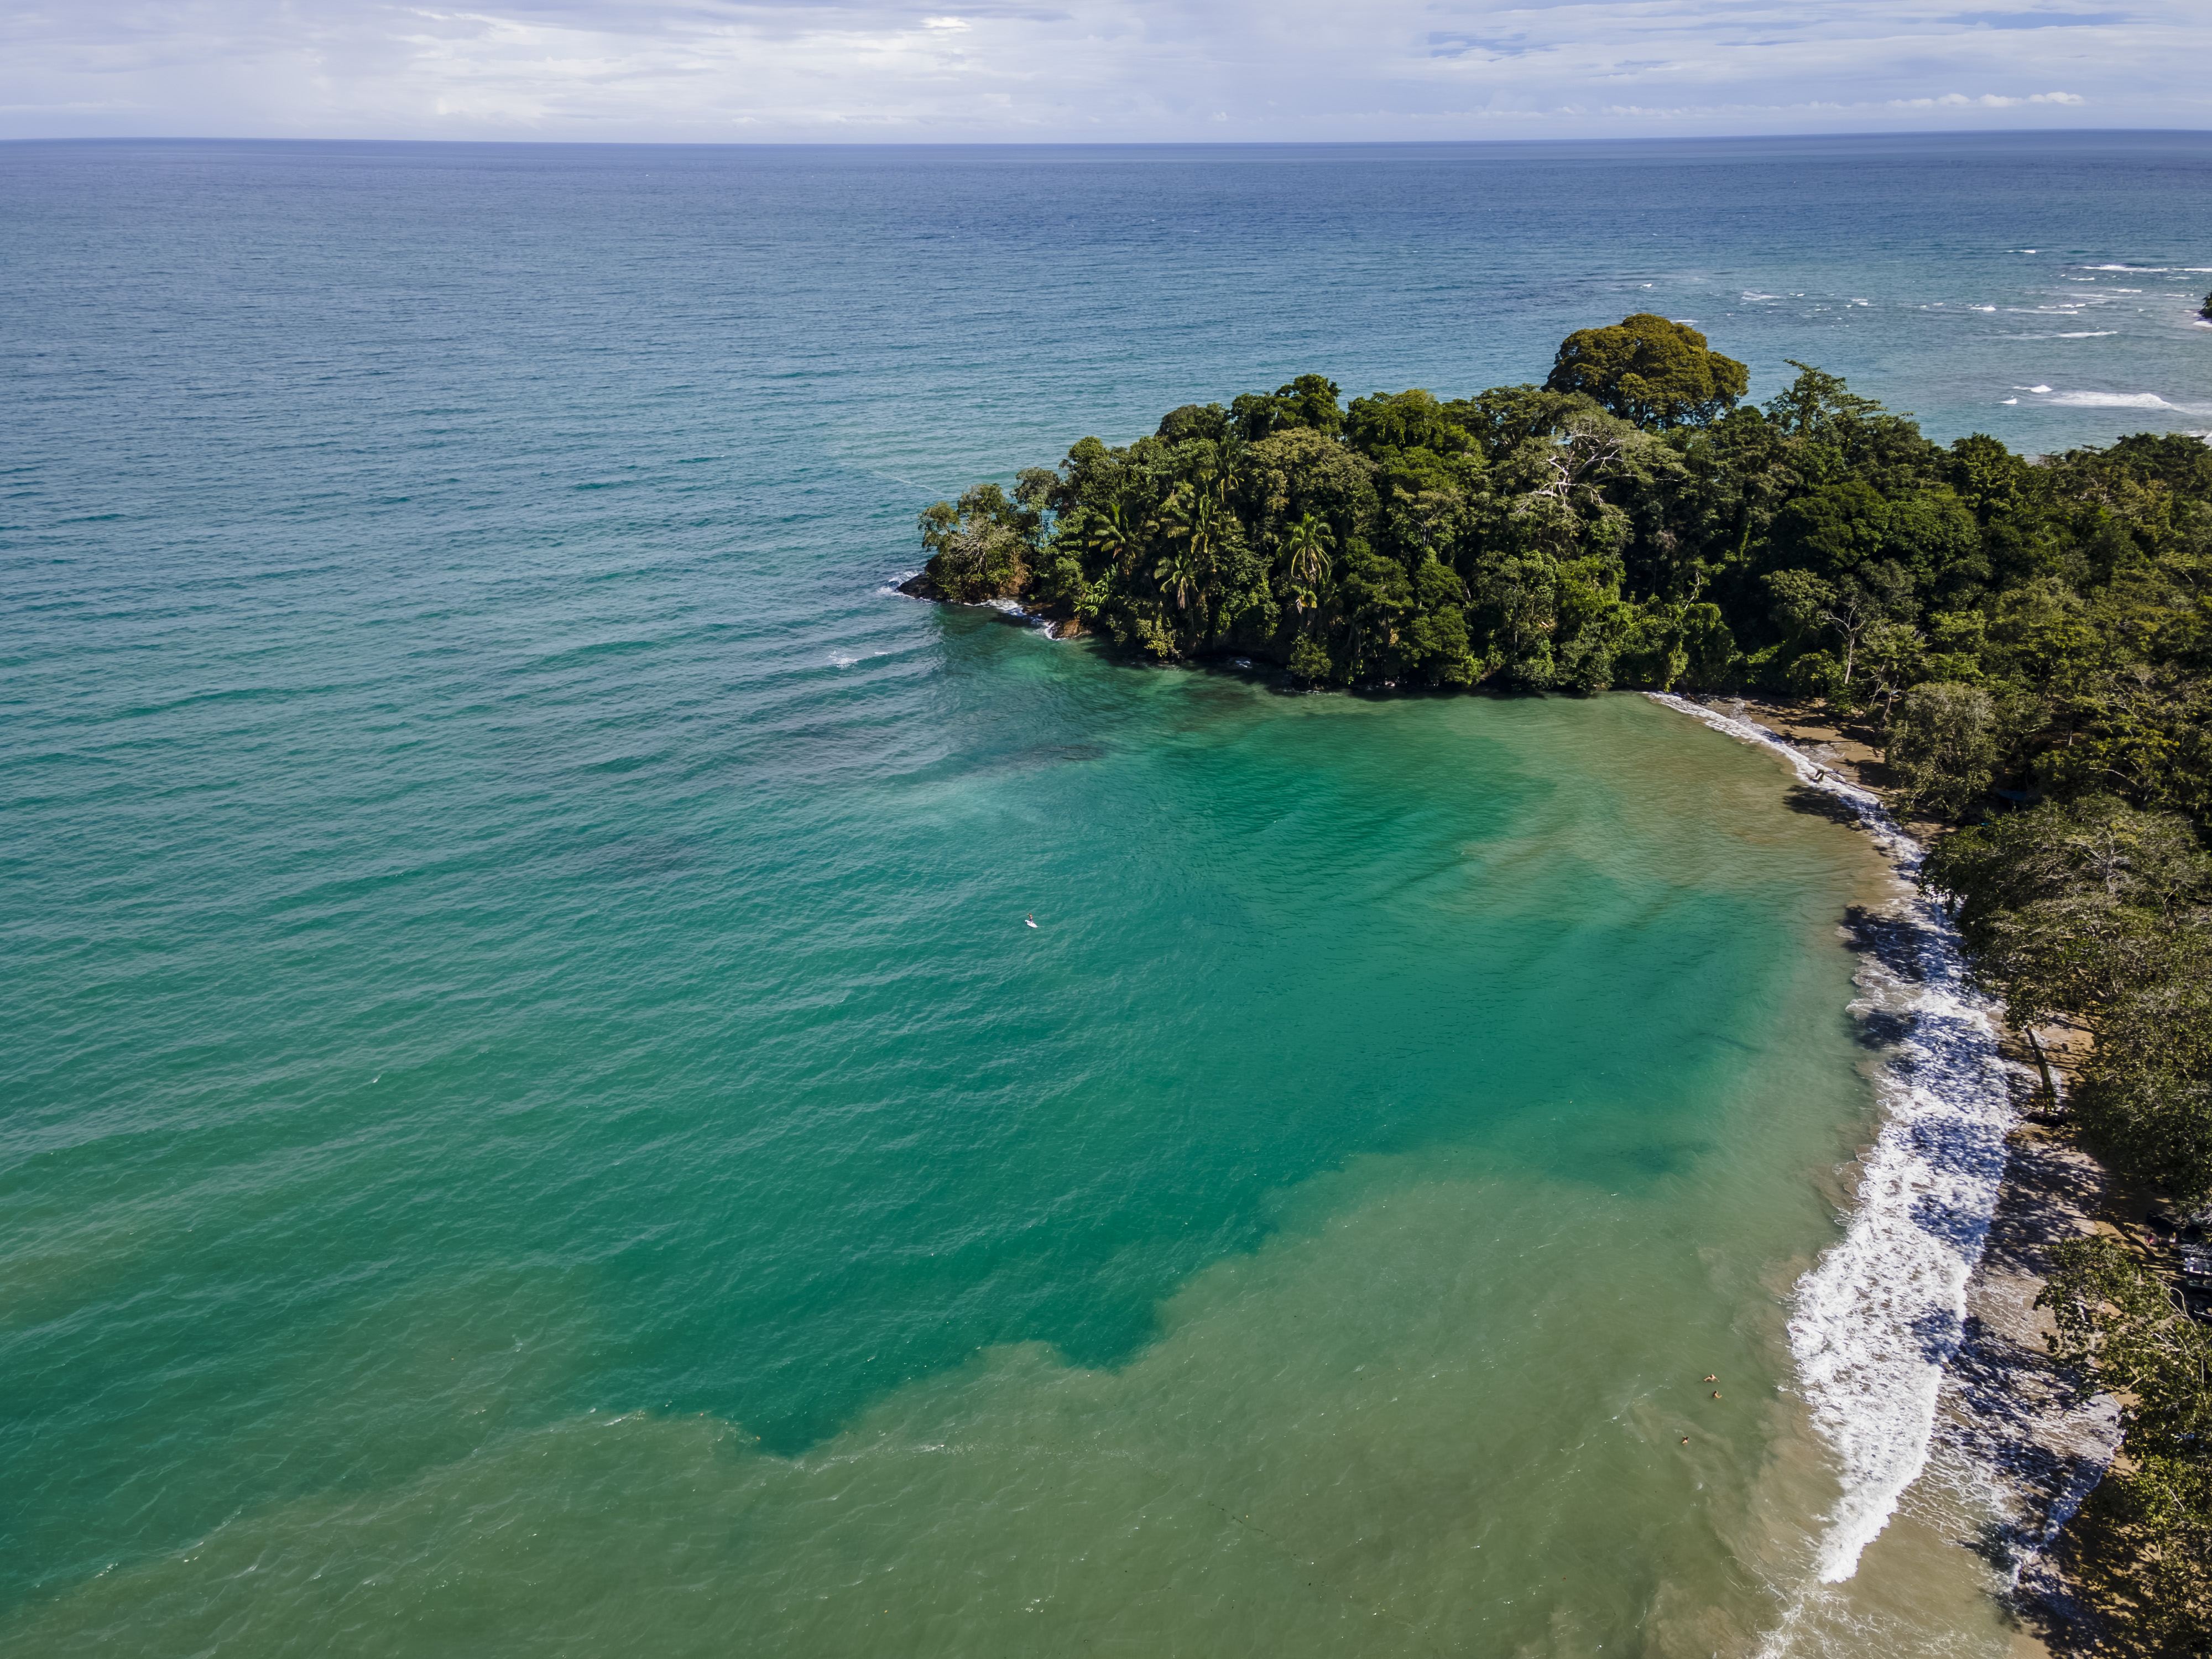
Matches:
[[1644, 693, 2020, 1585]]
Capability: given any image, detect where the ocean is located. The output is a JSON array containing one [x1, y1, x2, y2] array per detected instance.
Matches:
[[4, 132, 2208, 1656]]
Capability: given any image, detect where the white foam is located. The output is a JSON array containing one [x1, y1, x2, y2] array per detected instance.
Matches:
[[1645, 695, 2016, 1585], [2052, 331, 2119, 338], [984, 596, 1062, 635], [2044, 390, 2180, 409]]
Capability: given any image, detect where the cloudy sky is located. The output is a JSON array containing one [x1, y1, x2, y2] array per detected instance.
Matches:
[[2, 0, 2205, 142]]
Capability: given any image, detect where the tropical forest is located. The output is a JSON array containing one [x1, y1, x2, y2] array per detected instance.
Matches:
[[914, 314, 2212, 1654]]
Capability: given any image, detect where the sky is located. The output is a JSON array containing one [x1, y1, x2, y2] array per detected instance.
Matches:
[[0, 0, 2206, 143]]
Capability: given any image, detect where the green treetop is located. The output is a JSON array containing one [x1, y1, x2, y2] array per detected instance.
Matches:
[[1543, 314, 1749, 430]]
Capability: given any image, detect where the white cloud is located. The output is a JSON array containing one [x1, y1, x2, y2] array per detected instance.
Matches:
[[0, 0, 2200, 139], [1887, 89, 2084, 106]]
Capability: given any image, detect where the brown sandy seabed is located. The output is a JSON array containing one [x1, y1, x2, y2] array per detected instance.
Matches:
[[1697, 695, 2205, 1658]]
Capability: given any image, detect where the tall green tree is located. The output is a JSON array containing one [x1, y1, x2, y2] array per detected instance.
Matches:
[[916, 482, 1036, 603], [1279, 512, 1334, 616], [1543, 314, 1749, 429], [1885, 682, 1997, 815], [2037, 1237, 2212, 1657]]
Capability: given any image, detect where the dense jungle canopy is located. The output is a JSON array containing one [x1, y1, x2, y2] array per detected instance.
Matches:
[[915, 320, 2212, 837]]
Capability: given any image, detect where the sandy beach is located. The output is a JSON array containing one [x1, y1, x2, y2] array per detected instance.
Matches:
[[1674, 695, 2137, 1654]]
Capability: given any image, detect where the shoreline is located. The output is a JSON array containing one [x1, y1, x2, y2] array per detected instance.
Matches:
[[1646, 693, 2122, 1655]]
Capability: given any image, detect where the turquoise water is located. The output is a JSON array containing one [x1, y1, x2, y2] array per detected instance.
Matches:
[[6, 134, 2204, 1654], [8, 672, 1886, 1654]]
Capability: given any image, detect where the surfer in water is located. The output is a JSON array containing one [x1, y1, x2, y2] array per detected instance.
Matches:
[[1026, 914, 1038, 929]]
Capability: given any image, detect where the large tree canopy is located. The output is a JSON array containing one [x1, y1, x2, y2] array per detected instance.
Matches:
[[1543, 313, 1749, 429]]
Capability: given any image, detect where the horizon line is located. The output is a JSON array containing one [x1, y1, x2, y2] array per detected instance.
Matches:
[[6, 126, 2211, 151]]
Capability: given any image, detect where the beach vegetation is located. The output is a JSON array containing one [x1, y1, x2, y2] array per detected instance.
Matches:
[[2037, 1236, 2212, 1656], [1927, 796, 2212, 1203], [917, 482, 1038, 603], [1885, 682, 1999, 816]]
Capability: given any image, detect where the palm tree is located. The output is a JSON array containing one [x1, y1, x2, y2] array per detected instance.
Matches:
[[1279, 513, 1334, 617], [1081, 501, 1142, 577], [1305, 568, 1340, 627], [1159, 484, 1222, 560], [1151, 483, 1222, 605], [1154, 543, 1205, 612], [1187, 439, 1246, 505]]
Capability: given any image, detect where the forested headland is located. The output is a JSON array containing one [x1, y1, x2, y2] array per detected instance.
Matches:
[[914, 314, 2212, 1653]]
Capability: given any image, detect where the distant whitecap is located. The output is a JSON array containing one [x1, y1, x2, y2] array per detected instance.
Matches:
[[2044, 390, 2182, 409]]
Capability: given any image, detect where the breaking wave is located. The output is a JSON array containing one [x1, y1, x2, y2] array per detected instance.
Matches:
[[1645, 695, 2018, 1585]]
